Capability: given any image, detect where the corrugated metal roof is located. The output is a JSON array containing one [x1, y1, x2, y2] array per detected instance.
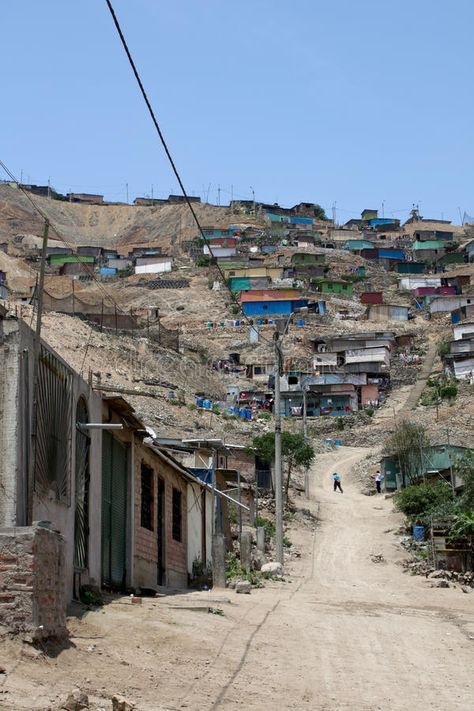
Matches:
[[240, 289, 303, 302]]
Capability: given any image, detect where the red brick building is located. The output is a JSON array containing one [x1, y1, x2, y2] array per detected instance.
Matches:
[[133, 440, 190, 590]]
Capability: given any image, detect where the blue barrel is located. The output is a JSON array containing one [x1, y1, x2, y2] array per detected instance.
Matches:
[[413, 525, 425, 541]]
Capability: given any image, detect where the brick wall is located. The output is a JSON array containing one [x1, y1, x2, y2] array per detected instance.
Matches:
[[134, 442, 187, 589], [0, 524, 66, 639]]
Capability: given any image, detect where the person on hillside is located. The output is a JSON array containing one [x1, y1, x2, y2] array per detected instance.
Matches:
[[333, 472, 343, 493], [373, 470, 383, 494]]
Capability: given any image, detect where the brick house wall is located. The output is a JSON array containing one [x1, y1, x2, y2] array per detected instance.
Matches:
[[133, 441, 188, 590]]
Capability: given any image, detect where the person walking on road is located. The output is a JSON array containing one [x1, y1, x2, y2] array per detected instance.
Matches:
[[373, 470, 383, 494], [333, 472, 343, 493]]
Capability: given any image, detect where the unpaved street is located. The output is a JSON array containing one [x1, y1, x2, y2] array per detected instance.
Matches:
[[1, 447, 473, 710]]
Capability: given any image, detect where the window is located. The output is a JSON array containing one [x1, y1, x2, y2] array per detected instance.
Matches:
[[262, 304, 269, 310], [141, 463, 154, 530], [172, 488, 182, 542], [288, 375, 298, 385]]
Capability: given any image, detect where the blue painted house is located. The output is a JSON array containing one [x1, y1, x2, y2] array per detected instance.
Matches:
[[240, 289, 308, 316]]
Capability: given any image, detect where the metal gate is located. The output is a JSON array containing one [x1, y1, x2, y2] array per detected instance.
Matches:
[[74, 398, 90, 571], [101, 431, 128, 588]]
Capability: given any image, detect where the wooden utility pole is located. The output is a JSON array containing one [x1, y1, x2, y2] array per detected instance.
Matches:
[[28, 219, 49, 524], [35, 220, 49, 343]]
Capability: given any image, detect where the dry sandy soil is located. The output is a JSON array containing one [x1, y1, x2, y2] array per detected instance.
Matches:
[[1, 447, 473, 711]]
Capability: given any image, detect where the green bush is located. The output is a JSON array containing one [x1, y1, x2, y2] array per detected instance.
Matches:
[[196, 256, 210, 267], [225, 552, 262, 586], [437, 340, 450, 359], [255, 516, 276, 541], [394, 481, 453, 523], [440, 383, 457, 399], [365, 407, 375, 417], [257, 411, 272, 421], [335, 416, 345, 431]]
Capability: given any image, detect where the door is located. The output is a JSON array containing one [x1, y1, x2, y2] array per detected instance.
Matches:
[[74, 398, 90, 572], [157, 477, 165, 586], [101, 431, 128, 588]]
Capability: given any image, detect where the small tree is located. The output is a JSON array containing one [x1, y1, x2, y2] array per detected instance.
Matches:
[[251, 431, 315, 499], [394, 481, 454, 523], [384, 421, 430, 486], [454, 452, 474, 513], [313, 204, 328, 221]]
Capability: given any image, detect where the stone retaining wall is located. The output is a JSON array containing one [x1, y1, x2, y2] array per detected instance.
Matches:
[[0, 524, 66, 640]]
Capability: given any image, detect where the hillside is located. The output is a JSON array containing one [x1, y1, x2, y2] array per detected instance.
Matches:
[[0, 183, 238, 250]]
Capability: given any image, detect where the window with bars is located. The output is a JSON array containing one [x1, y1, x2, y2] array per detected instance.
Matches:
[[172, 488, 182, 542], [140, 463, 154, 531]]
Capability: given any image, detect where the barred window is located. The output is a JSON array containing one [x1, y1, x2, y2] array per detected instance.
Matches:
[[172, 488, 182, 542], [140, 463, 154, 531]]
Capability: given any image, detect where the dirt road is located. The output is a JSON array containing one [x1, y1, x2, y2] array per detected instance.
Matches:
[[1, 447, 473, 710]]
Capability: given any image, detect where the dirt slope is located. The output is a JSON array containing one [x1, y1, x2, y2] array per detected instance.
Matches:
[[2, 447, 473, 711], [0, 184, 237, 249]]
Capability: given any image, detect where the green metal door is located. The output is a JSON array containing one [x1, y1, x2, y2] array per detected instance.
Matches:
[[101, 432, 128, 588]]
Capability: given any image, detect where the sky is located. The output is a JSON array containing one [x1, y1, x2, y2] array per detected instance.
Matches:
[[1, 0, 473, 223]]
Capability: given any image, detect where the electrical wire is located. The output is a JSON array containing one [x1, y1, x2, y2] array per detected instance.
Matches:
[[103, 0, 273, 345], [0, 158, 127, 313]]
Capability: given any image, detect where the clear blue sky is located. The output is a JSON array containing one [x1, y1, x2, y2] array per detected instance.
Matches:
[[1, 0, 473, 223]]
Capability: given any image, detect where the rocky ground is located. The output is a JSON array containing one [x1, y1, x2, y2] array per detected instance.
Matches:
[[1, 447, 473, 711]]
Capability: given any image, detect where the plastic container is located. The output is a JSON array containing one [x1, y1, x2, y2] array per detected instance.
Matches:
[[413, 525, 425, 541]]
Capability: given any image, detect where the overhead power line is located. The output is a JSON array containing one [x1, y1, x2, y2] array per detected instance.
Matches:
[[103, 0, 272, 344], [0, 158, 127, 313]]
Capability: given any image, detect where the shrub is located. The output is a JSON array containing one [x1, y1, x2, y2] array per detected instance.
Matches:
[[196, 256, 210, 267], [365, 407, 375, 417], [437, 339, 450, 359], [394, 481, 453, 523], [440, 383, 457, 400], [255, 516, 276, 540], [257, 411, 272, 421]]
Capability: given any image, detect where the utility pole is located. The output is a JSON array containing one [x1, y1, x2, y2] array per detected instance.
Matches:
[[332, 201, 337, 226], [446, 427, 456, 501], [273, 331, 283, 566], [29, 219, 49, 524], [303, 385, 310, 498], [250, 186, 256, 219], [35, 220, 49, 342], [125, 183, 129, 204], [217, 185, 221, 206], [151, 184, 154, 200]]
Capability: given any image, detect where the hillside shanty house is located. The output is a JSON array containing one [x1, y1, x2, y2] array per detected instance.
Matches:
[[444, 338, 474, 380], [240, 289, 308, 316], [429, 295, 474, 314], [134, 257, 172, 275], [366, 304, 409, 321], [414, 229, 454, 242], [412, 240, 447, 263], [242, 354, 274, 382], [396, 262, 425, 274], [312, 279, 353, 297], [360, 291, 383, 305], [343, 239, 375, 252], [382, 445, 470, 491]]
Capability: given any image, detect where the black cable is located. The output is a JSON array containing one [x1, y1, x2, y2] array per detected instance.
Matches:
[[0, 158, 127, 312], [103, 0, 272, 344]]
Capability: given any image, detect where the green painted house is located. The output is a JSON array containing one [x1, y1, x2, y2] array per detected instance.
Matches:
[[342, 239, 375, 252], [48, 254, 95, 267], [382, 444, 470, 491], [312, 278, 353, 296]]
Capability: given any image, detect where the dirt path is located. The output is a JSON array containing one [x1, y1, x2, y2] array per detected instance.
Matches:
[[1, 447, 473, 710]]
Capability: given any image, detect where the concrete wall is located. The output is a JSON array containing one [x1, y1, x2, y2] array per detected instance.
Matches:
[[187, 482, 212, 576], [0, 314, 103, 600], [0, 524, 66, 639]]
